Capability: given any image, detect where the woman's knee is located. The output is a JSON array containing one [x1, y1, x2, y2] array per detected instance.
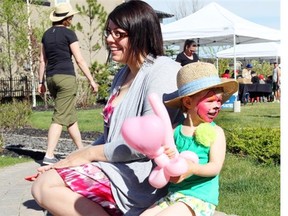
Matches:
[[31, 170, 63, 204]]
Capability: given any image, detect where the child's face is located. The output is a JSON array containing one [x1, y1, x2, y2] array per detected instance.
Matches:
[[194, 88, 223, 123]]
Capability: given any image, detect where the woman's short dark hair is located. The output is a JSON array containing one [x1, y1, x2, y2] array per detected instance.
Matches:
[[105, 0, 164, 63], [183, 39, 196, 51]]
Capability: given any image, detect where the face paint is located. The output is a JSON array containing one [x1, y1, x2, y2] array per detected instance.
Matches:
[[196, 89, 223, 122]]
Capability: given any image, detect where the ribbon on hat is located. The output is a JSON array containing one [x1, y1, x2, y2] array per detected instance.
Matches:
[[178, 75, 221, 97]]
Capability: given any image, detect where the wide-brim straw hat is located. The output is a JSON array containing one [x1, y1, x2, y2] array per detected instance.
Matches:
[[165, 62, 239, 108], [49, 3, 79, 22]]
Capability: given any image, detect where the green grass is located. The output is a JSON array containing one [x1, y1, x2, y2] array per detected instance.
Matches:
[[28, 108, 104, 132], [218, 153, 280, 216], [216, 102, 280, 215], [216, 102, 280, 129], [0, 155, 32, 168]]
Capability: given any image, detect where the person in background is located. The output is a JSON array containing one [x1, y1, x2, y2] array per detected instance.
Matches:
[[221, 69, 231, 78], [265, 75, 274, 102], [141, 62, 238, 216], [272, 62, 281, 103], [258, 74, 266, 84], [241, 64, 253, 80], [231, 69, 239, 79], [250, 71, 260, 103], [38, 3, 98, 165], [251, 71, 259, 84], [175, 39, 200, 66], [32, 1, 182, 215]]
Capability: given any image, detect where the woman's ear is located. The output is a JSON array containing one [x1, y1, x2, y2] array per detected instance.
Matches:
[[182, 96, 193, 110]]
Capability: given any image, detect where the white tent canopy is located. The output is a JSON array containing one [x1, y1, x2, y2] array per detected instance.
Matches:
[[216, 42, 281, 59], [162, 2, 281, 46]]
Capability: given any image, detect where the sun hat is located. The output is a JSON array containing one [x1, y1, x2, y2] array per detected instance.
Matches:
[[49, 3, 79, 22], [165, 62, 238, 108]]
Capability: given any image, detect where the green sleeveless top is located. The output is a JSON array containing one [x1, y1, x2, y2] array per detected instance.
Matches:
[[168, 122, 219, 205]]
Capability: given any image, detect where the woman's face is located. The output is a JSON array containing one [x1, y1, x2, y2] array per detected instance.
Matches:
[[105, 20, 129, 64], [185, 43, 197, 56], [192, 88, 223, 123]]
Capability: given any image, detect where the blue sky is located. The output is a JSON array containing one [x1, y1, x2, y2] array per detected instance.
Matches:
[[144, 0, 280, 30]]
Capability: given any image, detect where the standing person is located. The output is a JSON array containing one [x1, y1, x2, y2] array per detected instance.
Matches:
[[221, 69, 230, 78], [32, 1, 182, 215], [38, 3, 98, 165], [141, 62, 238, 216], [175, 39, 200, 66], [251, 71, 259, 84], [241, 63, 253, 80], [272, 62, 281, 102]]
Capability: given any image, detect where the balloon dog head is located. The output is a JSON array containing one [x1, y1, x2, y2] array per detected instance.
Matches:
[[121, 93, 198, 188]]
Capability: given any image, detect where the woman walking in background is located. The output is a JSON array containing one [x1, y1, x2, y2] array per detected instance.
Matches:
[[38, 3, 98, 165]]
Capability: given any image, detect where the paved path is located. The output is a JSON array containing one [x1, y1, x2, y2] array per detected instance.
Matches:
[[0, 160, 46, 216], [0, 160, 230, 216]]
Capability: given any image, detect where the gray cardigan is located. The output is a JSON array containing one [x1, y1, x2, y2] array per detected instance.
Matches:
[[92, 55, 182, 215]]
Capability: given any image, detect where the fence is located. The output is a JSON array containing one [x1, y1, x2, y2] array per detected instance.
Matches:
[[0, 76, 33, 100]]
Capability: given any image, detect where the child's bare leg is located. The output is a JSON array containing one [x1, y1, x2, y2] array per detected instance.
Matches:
[[141, 202, 195, 216]]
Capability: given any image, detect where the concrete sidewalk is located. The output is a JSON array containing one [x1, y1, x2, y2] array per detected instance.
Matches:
[[0, 160, 46, 216]]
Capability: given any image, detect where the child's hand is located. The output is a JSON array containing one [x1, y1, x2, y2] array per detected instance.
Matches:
[[169, 160, 195, 184], [169, 175, 183, 183], [163, 145, 176, 159]]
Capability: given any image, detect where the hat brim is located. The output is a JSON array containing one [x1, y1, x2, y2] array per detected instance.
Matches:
[[49, 10, 79, 22], [165, 78, 239, 108]]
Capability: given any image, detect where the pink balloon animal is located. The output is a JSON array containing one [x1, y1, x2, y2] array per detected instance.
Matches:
[[121, 93, 199, 189]]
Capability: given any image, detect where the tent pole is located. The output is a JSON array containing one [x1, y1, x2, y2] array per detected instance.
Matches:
[[233, 34, 237, 80], [233, 34, 241, 112]]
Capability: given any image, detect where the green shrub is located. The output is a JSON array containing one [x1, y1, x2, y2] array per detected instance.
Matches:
[[0, 100, 32, 129], [224, 127, 280, 165]]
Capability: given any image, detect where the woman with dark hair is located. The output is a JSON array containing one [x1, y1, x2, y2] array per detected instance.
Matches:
[[175, 39, 200, 66], [31, 1, 182, 215]]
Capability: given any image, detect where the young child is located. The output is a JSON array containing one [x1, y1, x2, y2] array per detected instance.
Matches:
[[141, 62, 238, 216]]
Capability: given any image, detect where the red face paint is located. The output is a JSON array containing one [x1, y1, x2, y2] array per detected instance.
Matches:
[[196, 89, 223, 122]]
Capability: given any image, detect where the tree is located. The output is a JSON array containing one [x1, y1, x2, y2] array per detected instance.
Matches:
[[74, 0, 107, 64], [169, 0, 203, 20], [73, 0, 113, 105], [0, 0, 28, 81]]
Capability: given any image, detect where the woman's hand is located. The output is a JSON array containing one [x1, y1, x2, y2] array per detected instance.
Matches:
[[37, 84, 46, 94], [90, 80, 99, 94], [53, 146, 94, 169]]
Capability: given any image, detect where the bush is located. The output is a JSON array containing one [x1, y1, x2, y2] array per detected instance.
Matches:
[[225, 127, 280, 165], [0, 100, 32, 130]]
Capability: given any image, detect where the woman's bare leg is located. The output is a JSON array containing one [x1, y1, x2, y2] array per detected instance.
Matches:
[[31, 169, 110, 216], [67, 122, 84, 149], [45, 123, 63, 158]]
